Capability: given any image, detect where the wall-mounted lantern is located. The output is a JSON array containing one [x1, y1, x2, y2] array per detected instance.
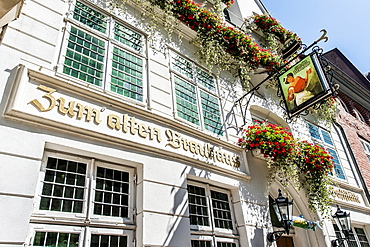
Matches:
[[267, 189, 293, 242], [332, 205, 351, 247]]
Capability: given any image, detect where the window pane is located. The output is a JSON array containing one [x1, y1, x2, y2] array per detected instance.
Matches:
[[191, 240, 212, 247], [93, 167, 130, 218], [40, 157, 87, 213], [114, 23, 143, 52], [328, 149, 345, 179], [73, 1, 107, 33], [308, 123, 321, 140], [321, 129, 334, 145], [110, 47, 143, 101], [90, 234, 127, 247], [171, 55, 193, 79], [188, 185, 209, 226], [217, 242, 237, 247], [355, 227, 370, 247], [200, 91, 223, 135], [33, 231, 79, 247], [196, 68, 215, 92], [174, 76, 199, 125], [211, 190, 233, 230], [63, 27, 105, 86], [348, 229, 358, 247]]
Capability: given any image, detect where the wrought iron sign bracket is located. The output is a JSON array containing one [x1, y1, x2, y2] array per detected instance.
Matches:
[[226, 29, 337, 128]]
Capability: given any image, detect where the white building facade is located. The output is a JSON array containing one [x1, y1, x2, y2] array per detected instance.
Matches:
[[0, 0, 369, 247]]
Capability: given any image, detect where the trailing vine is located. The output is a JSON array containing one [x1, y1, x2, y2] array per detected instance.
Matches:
[[109, 0, 303, 87], [252, 15, 302, 45]]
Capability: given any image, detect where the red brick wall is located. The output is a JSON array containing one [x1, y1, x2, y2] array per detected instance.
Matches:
[[338, 105, 370, 190]]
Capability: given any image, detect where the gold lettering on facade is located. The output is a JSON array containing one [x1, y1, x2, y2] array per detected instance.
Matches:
[[31, 84, 240, 169], [148, 126, 161, 143], [332, 188, 361, 203], [122, 114, 129, 133], [107, 114, 162, 143], [138, 123, 148, 138], [76, 103, 102, 124], [107, 114, 122, 130], [58, 98, 76, 116], [129, 117, 138, 135], [165, 129, 239, 167], [165, 129, 182, 148], [29, 85, 57, 112]]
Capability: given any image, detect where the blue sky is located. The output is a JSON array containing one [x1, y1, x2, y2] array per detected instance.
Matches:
[[262, 0, 370, 74]]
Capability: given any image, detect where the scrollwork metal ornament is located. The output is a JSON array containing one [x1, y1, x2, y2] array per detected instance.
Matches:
[[225, 30, 335, 129]]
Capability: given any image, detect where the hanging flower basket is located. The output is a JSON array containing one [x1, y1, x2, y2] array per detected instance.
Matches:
[[238, 122, 334, 214]]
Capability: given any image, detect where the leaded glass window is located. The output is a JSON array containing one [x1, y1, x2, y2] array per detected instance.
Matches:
[[171, 53, 223, 135], [188, 182, 238, 247], [201, 91, 223, 135], [39, 155, 134, 220], [73, 1, 107, 33], [328, 148, 345, 179], [62, 1, 145, 102], [63, 26, 105, 86], [333, 225, 370, 247], [355, 228, 370, 247], [174, 76, 199, 125]]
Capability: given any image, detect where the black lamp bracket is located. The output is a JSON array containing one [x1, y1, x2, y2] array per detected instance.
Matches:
[[267, 230, 285, 242], [331, 238, 348, 247]]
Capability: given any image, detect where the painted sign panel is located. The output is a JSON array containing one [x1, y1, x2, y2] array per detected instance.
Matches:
[[278, 52, 332, 118]]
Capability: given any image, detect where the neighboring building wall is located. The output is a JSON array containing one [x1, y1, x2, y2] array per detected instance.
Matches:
[[337, 95, 370, 191]]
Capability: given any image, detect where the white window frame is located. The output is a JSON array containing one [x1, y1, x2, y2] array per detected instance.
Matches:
[[187, 181, 237, 235], [33, 151, 136, 225], [27, 224, 135, 247], [361, 139, 370, 164], [27, 224, 84, 247], [169, 51, 224, 136], [215, 237, 239, 247], [86, 227, 135, 247], [333, 224, 370, 247], [307, 122, 346, 180], [57, 0, 147, 105]]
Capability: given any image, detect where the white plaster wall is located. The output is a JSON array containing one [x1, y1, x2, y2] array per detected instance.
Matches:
[[0, 0, 368, 246]]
